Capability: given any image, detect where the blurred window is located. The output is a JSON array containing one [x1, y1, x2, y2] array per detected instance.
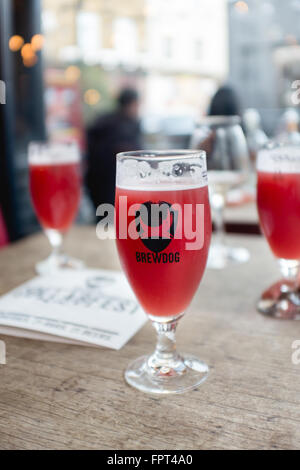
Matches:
[[195, 39, 202, 61], [114, 17, 137, 57], [77, 11, 101, 53], [162, 36, 173, 58], [240, 44, 257, 57], [42, 10, 57, 33]]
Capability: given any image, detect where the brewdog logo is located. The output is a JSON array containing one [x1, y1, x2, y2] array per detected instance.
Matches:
[[136, 201, 178, 253], [134, 201, 181, 264]]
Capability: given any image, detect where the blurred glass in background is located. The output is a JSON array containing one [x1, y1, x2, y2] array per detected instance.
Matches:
[[191, 114, 250, 269]]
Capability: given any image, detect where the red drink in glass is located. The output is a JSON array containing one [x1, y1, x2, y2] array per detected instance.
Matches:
[[30, 161, 81, 232], [256, 143, 300, 319], [116, 185, 211, 318], [115, 150, 212, 394], [115, 150, 211, 394], [257, 171, 300, 260], [28, 141, 84, 275]]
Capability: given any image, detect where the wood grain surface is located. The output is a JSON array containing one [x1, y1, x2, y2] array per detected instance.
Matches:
[[0, 227, 300, 450]]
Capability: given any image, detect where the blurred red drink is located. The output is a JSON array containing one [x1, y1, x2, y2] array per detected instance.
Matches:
[[257, 171, 300, 260], [30, 161, 81, 232], [116, 185, 211, 318]]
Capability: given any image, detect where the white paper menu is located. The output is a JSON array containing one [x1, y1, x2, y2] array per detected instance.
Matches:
[[0, 269, 147, 350]]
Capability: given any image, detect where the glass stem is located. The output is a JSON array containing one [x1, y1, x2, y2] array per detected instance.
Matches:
[[212, 192, 226, 246], [278, 259, 300, 292], [147, 318, 185, 377], [45, 229, 63, 259]]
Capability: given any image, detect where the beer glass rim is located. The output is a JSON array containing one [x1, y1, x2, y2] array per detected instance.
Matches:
[[28, 140, 79, 151], [260, 139, 300, 151], [117, 149, 206, 162], [28, 140, 80, 165]]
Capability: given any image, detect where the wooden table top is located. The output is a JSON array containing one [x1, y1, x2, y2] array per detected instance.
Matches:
[[0, 226, 300, 450]]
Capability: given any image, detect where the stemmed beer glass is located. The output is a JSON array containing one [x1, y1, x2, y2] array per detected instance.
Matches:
[[191, 116, 250, 269], [115, 150, 212, 394], [29, 141, 84, 274], [257, 141, 300, 319]]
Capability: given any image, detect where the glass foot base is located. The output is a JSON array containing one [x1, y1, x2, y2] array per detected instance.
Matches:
[[125, 354, 209, 395], [36, 254, 85, 275], [207, 243, 250, 269], [257, 279, 300, 320]]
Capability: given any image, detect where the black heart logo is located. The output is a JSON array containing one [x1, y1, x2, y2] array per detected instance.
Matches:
[[135, 201, 178, 253]]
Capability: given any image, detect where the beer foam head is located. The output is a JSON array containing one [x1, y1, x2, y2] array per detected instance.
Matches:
[[116, 150, 208, 190], [28, 142, 80, 166], [257, 144, 300, 173]]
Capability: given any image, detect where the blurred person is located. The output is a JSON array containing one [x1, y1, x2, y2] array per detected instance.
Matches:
[[191, 85, 242, 155], [208, 85, 241, 117], [191, 85, 241, 155], [86, 88, 142, 211]]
